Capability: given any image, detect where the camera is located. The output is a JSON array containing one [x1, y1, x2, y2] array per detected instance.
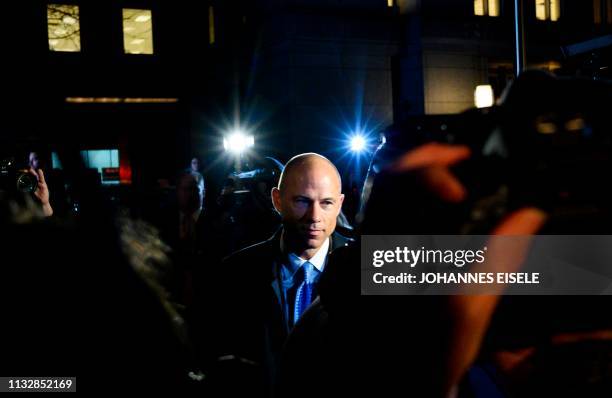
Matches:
[[231, 157, 284, 185], [222, 156, 284, 206], [360, 70, 612, 234], [0, 157, 39, 195]]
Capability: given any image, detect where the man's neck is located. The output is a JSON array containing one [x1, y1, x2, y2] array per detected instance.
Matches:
[[281, 231, 320, 260], [297, 247, 318, 261]]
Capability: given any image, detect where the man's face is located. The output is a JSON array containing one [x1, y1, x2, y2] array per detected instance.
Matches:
[[191, 158, 200, 172], [273, 164, 344, 253], [29, 153, 40, 170]]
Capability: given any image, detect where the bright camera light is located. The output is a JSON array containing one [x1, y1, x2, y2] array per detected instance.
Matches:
[[350, 135, 367, 152], [223, 130, 255, 154]]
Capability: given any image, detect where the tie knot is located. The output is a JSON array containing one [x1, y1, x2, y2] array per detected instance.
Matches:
[[301, 261, 319, 284]]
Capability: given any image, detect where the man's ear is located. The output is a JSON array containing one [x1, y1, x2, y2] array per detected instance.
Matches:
[[271, 187, 282, 214], [337, 194, 345, 214]]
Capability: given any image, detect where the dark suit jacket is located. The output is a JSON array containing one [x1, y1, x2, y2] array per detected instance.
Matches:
[[214, 229, 352, 395]]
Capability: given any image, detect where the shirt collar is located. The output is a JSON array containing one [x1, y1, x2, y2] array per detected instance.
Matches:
[[307, 237, 330, 271], [282, 237, 330, 275]]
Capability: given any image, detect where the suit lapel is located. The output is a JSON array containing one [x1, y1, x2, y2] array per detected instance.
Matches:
[[266, 231, 290, 338], [270, 258, 290, 336]]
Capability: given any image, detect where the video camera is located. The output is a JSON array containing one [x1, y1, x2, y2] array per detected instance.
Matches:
[[231, 157, 284, 185], [360, 70, 612, 234], [0, 157, 38, 196]]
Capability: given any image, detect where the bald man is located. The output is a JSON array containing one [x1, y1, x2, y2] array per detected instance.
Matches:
[[272, 153, 344, 266], [213, 153, 351, 396]]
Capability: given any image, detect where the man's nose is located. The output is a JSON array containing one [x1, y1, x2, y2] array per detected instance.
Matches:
[[306, 202, 322, 223]]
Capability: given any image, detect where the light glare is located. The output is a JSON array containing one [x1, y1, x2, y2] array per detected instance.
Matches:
[[223, 131, 255, 154], [474, 85, 494, 108], [350, 135, 367, 152]]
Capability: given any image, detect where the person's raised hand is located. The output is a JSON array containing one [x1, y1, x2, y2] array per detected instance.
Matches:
[[390, 142, 471, 203], [29, 168, 53, 217]]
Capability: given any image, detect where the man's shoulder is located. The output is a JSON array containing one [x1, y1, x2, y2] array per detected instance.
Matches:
[[222, 237, 278, 266], [331, 231, 354, 252], [219, 238, 280, 285], [220, 230, 352, 269]]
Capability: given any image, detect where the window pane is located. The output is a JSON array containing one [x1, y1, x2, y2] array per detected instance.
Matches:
[[387, 0, 394, 7], [594, 0, 602, 24], [81, 149, 120, 185], [474, 0, 485, 16], [550, 0, 560, 21], [208, 6, 215, 44], [488, 0, 500, 16], [123, 9, 154, 54], [51, 152, 62, 169], [47, 4, 81, 52], [110, 150, 119, 167], [81, 149, 119, 168], [535, 0, 547, 20]]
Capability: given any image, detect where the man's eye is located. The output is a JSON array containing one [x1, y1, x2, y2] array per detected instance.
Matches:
[[322, 201, 333, 207]]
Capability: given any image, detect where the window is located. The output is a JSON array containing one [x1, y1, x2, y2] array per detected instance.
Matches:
[[474, 0, 500, 17], [594, 0, 601, 23], [474, 85, 494, 108], [208, 6, 215, 44], [536, 0, 560, 21], [47, 4, 81, 52], [51, 152, 62, 169], [123, 9, 154, 54], [594, 0, 612, 24], [81, 149, 120, 185], [387, 0, 394, 7], [53, 150, 124, 184]]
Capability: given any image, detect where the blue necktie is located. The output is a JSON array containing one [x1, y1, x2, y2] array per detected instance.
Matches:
[[293, 261, 319, 325]]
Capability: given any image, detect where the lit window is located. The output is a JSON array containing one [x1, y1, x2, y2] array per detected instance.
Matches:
[[474, 0, 500, 17], [474, 85, 494, 108], [551, 0, 561, 20], [209, 6, 215, 44], [123, 9, 154, 54], [81, 149, 120, 185], [594, 0, 612, 24], [536, 0, 560, 21], [51, 152, 62, 169], [387, 0, 394, 7], [47, 4, 81, 52], [595, 0, 602, 24], [488, 0, 500, 16]]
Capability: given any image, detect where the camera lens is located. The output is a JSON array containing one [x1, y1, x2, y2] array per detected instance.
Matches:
[[16, 172, 38, 193]]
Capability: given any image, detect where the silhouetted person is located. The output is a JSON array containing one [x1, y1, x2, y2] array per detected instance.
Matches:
[[187, 157, 205, 210]]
